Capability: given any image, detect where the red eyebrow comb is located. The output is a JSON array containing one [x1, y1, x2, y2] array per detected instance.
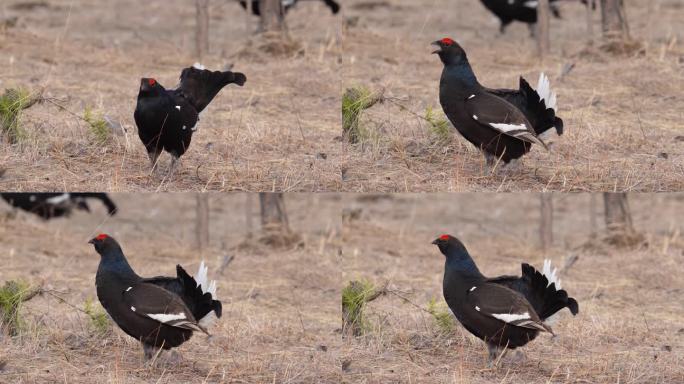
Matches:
[[439, 234, 450, 240], [440, 38, 455, 46], [148, 78, 156, 86], [95, 234, 108, 240]]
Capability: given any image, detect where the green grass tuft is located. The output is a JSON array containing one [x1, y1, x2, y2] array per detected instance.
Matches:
[[342, 86, 382, 144], [0, 88, 31, 143], [425, 106, 450, 143], [342, 279, 378, 336], [0, 280, 31, 335], [84, 297, 110, 335], [427, 297, 455, 334], [84, 107, 110, 144]]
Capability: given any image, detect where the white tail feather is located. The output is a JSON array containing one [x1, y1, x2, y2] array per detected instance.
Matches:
[[195, 261, 218, 298], [192, 62, 205, 70], [542, 259, 561, 289], [536, 72, 557, 111]]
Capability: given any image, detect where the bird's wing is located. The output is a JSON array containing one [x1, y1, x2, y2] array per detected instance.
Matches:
[[121, 282, 207, 334], [465, 282, 552, 333], [177, 66, 246, 113], [464, 92, 548, 149], [143, 265, 221, 323]]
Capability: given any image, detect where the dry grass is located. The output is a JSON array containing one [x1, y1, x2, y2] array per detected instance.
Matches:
[[340, 193, 684, 383], [339, 0, 684, 192], [0, 0, 342, 191], [0, 193, 342, 383]]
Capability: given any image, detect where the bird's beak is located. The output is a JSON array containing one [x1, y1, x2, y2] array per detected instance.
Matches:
[[431, 239, 439, 245], [88, 239, 95, 245], [431, 41, 442, 54]]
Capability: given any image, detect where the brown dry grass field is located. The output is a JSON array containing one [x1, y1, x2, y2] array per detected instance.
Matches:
[[340, 0, 684, 192], [341, 194, 684, 383], [0, 193, 342, 383], [0, 1, 342, 191]]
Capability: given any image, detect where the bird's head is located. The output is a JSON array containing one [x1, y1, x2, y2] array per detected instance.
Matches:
[[432, 234, 468, 257], [88, 233, 120, 256], [431, 37, 468, 66], [139, 78, 160, 94]]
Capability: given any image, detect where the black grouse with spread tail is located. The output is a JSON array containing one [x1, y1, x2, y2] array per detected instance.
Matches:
[[89, 234, 222, 359], [134, 65, 246, 172], [1, 193, 117, 219], [433, 38, 563, 166], [433, 234, 578, 363], [239, 0, 340, 16]]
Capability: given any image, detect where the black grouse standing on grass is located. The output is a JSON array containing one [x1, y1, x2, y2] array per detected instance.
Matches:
[[239, 0, 340, 16], [432, 235, 578, 363], [479, 0, 562, 35], [1, 193, 117, 219], [433, 38, 563, 168], [89, 234, 222, 359], [134, 65, 246, 173]]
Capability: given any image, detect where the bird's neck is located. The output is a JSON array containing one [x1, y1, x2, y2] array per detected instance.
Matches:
[[97, 253, 138, 282], [441, 61, 479, 90], [444, 253, 483, 279]]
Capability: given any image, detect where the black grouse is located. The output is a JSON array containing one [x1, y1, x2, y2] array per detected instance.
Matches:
[[433, 234, 578, 363], [89, 234, 222, 359], [480, 0, 562, 35], [239, 0, 340, 16], [1, 193, 117, 220], [134, 64, 246, 172], [433, 38, 563, 167]]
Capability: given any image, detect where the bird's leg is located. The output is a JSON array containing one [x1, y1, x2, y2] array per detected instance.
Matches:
[[487, 344, 508, 367], [147, 150, 161, 173], [504, 158, 522, 172], [484, 153, 500, 175], [167, 155, 180, 178], [143, 344, 160, 362]]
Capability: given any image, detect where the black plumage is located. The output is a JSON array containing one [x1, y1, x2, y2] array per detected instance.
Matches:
[[1, 193, 117, 219], [433, 38, 563, 166], [479, 0, 562, 35], [89, 234, 222, 359], [433, 234, 578, 363], [239, 0, 340, 16], [134, 65, 246, 172]]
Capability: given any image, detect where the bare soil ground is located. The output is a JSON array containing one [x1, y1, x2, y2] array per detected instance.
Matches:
[[0, 193, 342, 383], [341, 194, 684, 383], [0, 0, 342, 191], [339, 0, 684, 192]]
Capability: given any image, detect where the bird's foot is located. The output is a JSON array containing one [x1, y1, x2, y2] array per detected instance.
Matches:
[[509, 350, 526, 363], [503, 158, 522, 172], [164, 350, 184, 365], [487, 344, 508, 367], [143, 344, 162, 365]]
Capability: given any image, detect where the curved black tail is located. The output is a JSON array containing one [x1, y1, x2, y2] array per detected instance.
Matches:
[[176, 265, 222, 321], [520, 263, 578, 320], [518, 77, 563, 137]]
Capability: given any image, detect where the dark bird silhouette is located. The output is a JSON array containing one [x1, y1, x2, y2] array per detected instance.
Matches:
[[89, 234, 222, 359], [432, 38, 563, 168], [433, 234, 578, 363], [1, 193, 117, 219], [134, 64, 246, 173], [238, 0, 340, 16], [479, 0, 561, 35]]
